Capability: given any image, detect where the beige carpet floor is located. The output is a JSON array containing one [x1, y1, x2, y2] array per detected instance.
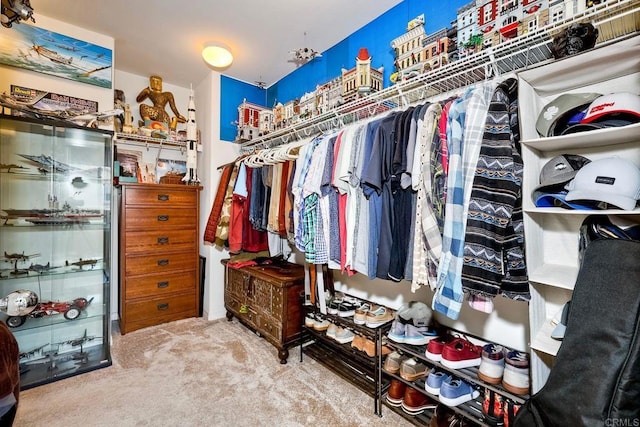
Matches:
[[14, 317, 412, 427]]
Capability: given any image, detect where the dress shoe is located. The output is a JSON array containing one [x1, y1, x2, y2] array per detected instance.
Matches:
[[401, 387, 438, 415], [386, 378, 405, 407]]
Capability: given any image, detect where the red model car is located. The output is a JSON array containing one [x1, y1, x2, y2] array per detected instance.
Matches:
[[6, 297, 93, 328]]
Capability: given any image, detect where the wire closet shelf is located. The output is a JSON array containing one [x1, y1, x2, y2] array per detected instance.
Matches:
[[239, 0, 640, 153]]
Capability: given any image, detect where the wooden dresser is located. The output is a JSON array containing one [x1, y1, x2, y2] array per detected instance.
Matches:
[[119, 183, 201, 334], [222, 259, 304, 364]]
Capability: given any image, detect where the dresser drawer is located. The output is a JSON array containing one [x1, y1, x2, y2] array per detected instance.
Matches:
[[124, 186, 197, 207], [124, 229, 196, 254], [124, 291, 197, 323], [125, 251, 196, 276], [124, 270, 197, 299], [124, 207, 197, 230]]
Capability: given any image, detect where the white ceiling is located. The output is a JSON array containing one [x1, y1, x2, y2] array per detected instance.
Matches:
[[33, 0, 402, 89]]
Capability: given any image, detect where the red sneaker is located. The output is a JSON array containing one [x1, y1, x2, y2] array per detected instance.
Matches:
[[425, 333, 456, 362], [440, 337, 482, 369]]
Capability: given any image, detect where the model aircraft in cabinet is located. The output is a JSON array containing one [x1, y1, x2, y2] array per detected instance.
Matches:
[[0, 115, 113, 389]]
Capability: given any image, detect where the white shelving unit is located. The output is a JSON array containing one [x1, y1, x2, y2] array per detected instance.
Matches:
[[518, 34, 640, 392]]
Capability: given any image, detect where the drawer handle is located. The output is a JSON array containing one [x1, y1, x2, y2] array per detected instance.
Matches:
[[158, 194, 169, 201], [157, 236, 169, 244], [157, 281, 169, 288], [157, 259, 169, 266], [157, 303, 169, 311], [157, 215, 169, 221]]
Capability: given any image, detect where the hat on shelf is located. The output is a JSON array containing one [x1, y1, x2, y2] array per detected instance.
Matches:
[[536, 93, 601, 137], [532, 154, 594, 209], [561, 92, 640, 135], [565, 157, 640, 211]]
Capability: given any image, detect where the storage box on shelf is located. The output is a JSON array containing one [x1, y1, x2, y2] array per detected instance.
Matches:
[[301, 298, 394, 416], [0, 115, 113, 389], [382, 333, 528, 426], [518, 35, 640, 392], [222, 259, 305, 364], [118, 183, 201, 334]]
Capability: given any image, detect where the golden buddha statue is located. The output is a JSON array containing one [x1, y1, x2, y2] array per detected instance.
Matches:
[[136, 75, 186, 130]]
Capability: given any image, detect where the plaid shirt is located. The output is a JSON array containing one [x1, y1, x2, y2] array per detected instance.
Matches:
[[411, 103, 443, 291], [433, 81, 498, 320]]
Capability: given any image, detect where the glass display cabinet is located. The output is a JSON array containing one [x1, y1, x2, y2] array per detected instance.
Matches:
[[0, 115, 112, 389]]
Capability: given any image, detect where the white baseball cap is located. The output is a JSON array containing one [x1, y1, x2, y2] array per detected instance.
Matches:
[[565, 157, 640, 211]]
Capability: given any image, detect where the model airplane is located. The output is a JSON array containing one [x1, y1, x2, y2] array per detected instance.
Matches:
[[0, 163, 27, 173], [182, 85, 199, 185], [65, 258, 99, 270], [19, 344, 49, 360], [27, 262, 58, 274], [289, 47, 322, 64], [0, 0, 35, 28], [2, 251, 40, 275], [17, 154, 76, 174]]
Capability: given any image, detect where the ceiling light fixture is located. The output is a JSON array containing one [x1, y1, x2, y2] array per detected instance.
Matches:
[[202, 42, 233, 69]]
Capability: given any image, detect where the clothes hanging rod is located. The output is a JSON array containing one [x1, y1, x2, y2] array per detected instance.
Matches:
[[239, 0, 639, 154]]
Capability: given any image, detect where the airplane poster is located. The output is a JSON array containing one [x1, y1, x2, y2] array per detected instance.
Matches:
[[0, 23, 113, 88]]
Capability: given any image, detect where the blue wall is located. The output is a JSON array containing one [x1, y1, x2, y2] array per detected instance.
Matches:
[[220, 0, 469, 142]]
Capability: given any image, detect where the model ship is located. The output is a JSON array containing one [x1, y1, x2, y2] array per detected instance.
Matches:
[[1, 199, 103, 226]]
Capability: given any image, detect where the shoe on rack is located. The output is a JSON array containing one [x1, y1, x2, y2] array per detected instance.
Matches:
[[403, 323, 438, 346], [353, 303, 372, 325], [399, 357, 429, 382], [401, 386, 438, 415], [425, 333, 456, 362], [304, 314, 316, 328], [424, 370, 448, 395], [477, 343, 505, 384], [337, 300, 360, 317], [362, 337, 392, 357], [351, 334, 365, 351], [383, 351, 407, 374], [365, 305, 394, 328], [439, 377, 480, 407], [311, 315, 330, 332], [429, 404, 473, 427], [482, 388, 505, 427], [502, 351, 530, 396], [326, 291, 345, 315], [440, 337, 482, 369], [334, 327, 355, 344], [387, 304, 412, 343], [386, 378, 406, 407], [503, 398, 522, 427], [326, 322, 338, 340]]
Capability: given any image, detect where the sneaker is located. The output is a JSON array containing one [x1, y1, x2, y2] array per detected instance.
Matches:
[[403, 323, 438, 346], [362, 337, 392, 357], [383, 351, 407, 374], [502, 351, 530, 395], [439, 377, 480, 407], [334, 327, 355, 344], [387, 304, 413, 343], [304, 314, 317, 328], [401, 387, 438, 415], [399, 357, 429, 382], [386, 378, 406, 407], [441, 337, 482, 369], [326, 322, 338, 340], [326, 292, 345, 315], [503, 398, 522, 427], [365, 306, 394, 328], [312, 316, 330, 331], [482, 388, 505, 426], [424, 370, 448, 395], [431, 404, 473, 427], [337, 300, 360, 317], [351, 334, 365, 351], [353, 303, 372, 325], [425, 333, 456, 362], [478, 344, 505, 384]]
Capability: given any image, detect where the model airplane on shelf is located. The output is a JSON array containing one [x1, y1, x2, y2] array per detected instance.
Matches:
[[27, 262, 58, 274], [1, 92, 120, 127], [2, 251, 40, 275], [17, 153, 76, 174], [65, 258, 100, 270], [0, 163, 27, 173]]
